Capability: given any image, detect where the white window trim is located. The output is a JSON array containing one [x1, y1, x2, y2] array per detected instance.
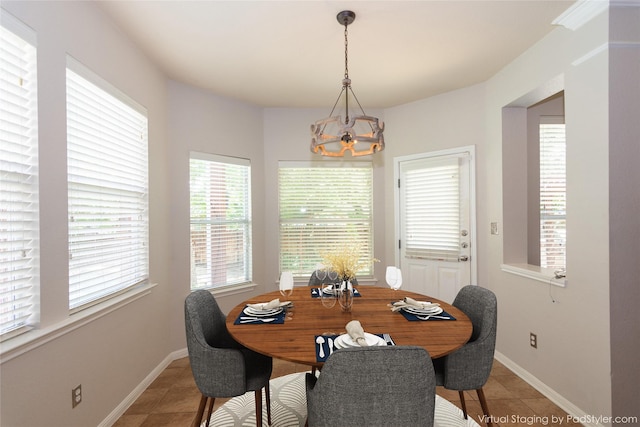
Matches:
[[189, 152, 252, 290], [501, 264, 567, 288], [66, 56, 149, 311]]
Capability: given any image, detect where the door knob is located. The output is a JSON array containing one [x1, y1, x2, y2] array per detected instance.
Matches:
[[458, 255, 469, 262]]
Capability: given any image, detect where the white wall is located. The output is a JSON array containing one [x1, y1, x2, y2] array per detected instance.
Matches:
[[0, 2, 171, 426]]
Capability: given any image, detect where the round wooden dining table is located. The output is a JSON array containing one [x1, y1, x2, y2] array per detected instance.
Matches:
[[226, 286, 472, 367]]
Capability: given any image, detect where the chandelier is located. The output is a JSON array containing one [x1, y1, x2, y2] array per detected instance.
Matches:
[[310, 10, 385, 157]]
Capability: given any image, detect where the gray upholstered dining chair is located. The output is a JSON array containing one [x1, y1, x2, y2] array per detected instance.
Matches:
[[184, 290, 272, 427], [305, 346, 436, 427], [433, 285, 497, 426], [308, 270, 358, 286]]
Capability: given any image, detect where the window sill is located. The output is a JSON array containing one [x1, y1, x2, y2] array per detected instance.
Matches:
[[210, 282, 258, 298], [501, 264, 567, 288], [0, 282, 157, 364]]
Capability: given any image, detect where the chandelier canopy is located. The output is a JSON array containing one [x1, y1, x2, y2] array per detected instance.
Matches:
[[310, 10, 385, 157]]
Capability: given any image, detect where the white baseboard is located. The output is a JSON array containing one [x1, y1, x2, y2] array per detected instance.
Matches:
[[494, 351, 604, 427], [99, 347, 189, 427]]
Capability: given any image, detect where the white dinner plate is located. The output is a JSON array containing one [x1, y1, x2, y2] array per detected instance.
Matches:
[[322, 285, 338, 295], [402, 306, 444, 316], [243, 307, 283, 317], [334, 332, 386, 348]]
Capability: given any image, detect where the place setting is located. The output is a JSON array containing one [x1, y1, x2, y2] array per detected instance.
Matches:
[[309, 269, 361, 299], [389, 296, 456, 321], [314, 320, 395, 363], [233, 298, 292, 324]]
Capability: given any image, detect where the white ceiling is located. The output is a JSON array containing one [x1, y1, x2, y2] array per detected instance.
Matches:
[[98, 1, 575, 109]]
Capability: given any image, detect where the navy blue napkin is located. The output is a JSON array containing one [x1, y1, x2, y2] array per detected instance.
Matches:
[[233, 306, 287, 325], [314, 333, 393, 362], [310, 287, 361, 298]]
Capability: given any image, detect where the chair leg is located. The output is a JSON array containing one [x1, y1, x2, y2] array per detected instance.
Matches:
[[458, 390, 468, 419], [476, 388, 492, 427], [193, 394, 208, 427], [204, 395, 216, 427], [255, 389, 263, 427], [265, 383, 272, 426]]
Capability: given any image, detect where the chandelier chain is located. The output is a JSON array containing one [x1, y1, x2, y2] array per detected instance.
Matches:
[[344, 22, 349, 79]]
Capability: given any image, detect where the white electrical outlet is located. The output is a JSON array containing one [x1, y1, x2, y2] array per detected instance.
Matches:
[[72, 385, 82, 408], [530, 333, 537, 349]]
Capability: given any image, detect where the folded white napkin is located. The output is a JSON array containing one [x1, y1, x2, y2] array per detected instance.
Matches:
[[345, 320, 368, 346], [389, 297, 440, 312], [247, 298, 290, 311]]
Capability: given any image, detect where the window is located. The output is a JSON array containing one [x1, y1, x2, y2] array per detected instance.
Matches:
[[190, 153, 252, 290], [0, 18, 39, 339], [401, 157, 461, 262], [66, 58, 148, 311], [539, 119, 566, 270], [502, 86, 567, 285], [278, 162, 373, 278]]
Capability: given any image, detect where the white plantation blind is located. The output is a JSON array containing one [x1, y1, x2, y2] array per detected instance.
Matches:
[[403, 158, 460, 262], [278, 163, 373, 278], [539, 119, 566, 270], [190, 153, 252, 290], [66, 59, 148, 311], [0, 19, 39, 338]]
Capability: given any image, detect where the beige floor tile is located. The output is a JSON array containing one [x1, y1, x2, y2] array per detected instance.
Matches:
[[140, 412, 196, 427], [124, 388, 168, 415], [111, 414, 148, 427], [152, 386, 203, 414]]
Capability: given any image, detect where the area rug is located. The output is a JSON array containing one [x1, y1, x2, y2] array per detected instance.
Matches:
[[209, 372, 481, 427]]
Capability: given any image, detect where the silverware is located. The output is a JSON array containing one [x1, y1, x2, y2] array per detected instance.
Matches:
[[316, 336, 326, 358], [383, 333, 395, 346], [416, 315, 451, 321], [239, 317, 277, 323], [328, 338, 334, 355]]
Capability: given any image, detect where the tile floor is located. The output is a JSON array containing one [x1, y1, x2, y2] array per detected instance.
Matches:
[[113, 357, 580, 427]]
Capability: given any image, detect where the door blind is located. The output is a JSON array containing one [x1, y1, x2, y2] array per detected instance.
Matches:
[[402, 158, 460, 262], [190, 153, 252, 289], [278, 163, 373, 278], [66, 61, 148, 311], [539, 121, 566, 270], [0, 21, 39, 338]]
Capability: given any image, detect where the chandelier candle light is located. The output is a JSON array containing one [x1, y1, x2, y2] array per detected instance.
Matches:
[[310, 10, 385, 157]]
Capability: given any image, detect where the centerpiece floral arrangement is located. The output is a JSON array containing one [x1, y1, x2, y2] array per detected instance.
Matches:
[[321, 243, 379, 283]]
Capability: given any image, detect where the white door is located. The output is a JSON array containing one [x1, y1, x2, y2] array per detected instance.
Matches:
[[395, 147, 475, 303]]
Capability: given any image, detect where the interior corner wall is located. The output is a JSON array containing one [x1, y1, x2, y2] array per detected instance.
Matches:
[[0, 2, 172, 427], [608, 3, 640, 422]]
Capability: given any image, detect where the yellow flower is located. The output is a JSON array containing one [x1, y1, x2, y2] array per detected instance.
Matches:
[[321, 243, 379, 281]]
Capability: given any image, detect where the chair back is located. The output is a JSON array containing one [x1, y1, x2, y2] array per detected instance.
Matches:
[[184, 290, 247, 397], [306, 346, 435, 427], [308, 270, 359, 286], [441, 285, 497, 390], [453, 285, 497, 344], [185, 289, 234, 349]]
